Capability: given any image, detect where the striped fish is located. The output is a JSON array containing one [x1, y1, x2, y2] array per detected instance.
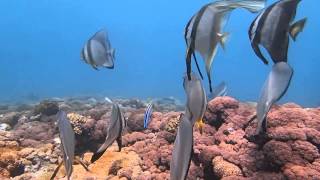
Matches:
[[185, 0, 266, 92], [249, 0, 307, 64], [256, 62, 293, 134], [183, 72, 207, 134], [81, 29, 115, 70], [57, 110, 75, 180], [143, 102, 153, 128], [249, 0, 306, 134], [170, 114, 193, 180], [91, 103, 126, 163]]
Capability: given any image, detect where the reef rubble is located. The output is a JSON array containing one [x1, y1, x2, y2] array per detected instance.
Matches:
[[0, 96, 319, 180]]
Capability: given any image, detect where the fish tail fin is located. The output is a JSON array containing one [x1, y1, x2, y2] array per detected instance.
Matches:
[[90, 150, 105, 163], [50, 161, 63, 180], [256, 62, 293, 135], [289, 18, 307, 41], [116, 137, 122, 152], [208, 82, 227, 100], [205, 65, 213, 93], [193, 53, 204, 80], [217, 33, 229, 50], [196, 119, 205, 135], [111, 48, 116, 59], [231, 0, 266, 13]]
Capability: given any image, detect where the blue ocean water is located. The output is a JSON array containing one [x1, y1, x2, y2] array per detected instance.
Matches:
[[0, 0, 318, 106]]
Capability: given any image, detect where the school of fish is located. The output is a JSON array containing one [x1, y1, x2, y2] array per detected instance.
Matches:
[[48, 0, 308, 179]]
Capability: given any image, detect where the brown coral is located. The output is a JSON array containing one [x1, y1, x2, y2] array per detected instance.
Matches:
[[164, 114, 181, 133]]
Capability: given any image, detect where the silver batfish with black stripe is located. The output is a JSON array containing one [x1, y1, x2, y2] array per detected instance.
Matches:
[[81, 29, 115, 70]]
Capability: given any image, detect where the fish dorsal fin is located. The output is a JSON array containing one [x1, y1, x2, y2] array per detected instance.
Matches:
[[217, 32, 229, 50], [109, 48, 115, 59], [92, 29, 108, 47], [289, 18, 307, 41]]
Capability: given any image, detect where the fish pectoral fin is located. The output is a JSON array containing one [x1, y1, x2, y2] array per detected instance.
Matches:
[[217, 32, 229, 50], [50, 161, 63, 180], [75, 157, 90, 172], [196, 119, 205, 134], [90, 150, 106, 163], [289, 18, 307, 41]]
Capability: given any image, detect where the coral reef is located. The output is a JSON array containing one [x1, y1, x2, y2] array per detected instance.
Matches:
[[0, 96, 319, 179]]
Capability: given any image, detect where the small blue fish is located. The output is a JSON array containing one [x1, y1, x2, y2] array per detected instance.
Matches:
[[143, 102, 153, 128]]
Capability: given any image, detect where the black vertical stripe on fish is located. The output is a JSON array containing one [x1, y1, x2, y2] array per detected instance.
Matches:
[[57, 110, 75, 180], [50, 161, 63, 180], [116, 137, 122, 152], [90, 150, 105, 163], [186, 4, 210, 80], [249, 0, 303, 64], [116, 105, 123, 151], [87, 39, 99, 70], [185, 16, 204, 80], [249, 5, 274, 65]]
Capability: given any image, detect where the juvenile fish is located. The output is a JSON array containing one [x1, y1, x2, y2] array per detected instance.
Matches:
[[185, 0, 266, 92], [183, 72, 207, 134], [249, 0, 307, 64], [170, 114, 193, 180], [81, 29, 115, 70], [57, 110, 75, 180], [249, 0, 306, 134], [91, 103, 126, 163]]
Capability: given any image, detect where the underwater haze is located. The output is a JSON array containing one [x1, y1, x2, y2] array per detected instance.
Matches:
[[0, 0, 319, 106]]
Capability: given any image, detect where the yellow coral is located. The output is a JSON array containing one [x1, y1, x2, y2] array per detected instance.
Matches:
[[165, 115, 182, 133], [67, 113, 89, 135]]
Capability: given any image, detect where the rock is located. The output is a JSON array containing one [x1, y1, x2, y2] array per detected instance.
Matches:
[[118, 168, 133, 179], [13, 121, 55, 146], [0, 150, 24, 178], [0, 123, 11, 131], [0, 112, 20, 127], [121, 99, 145, 109], [212, 156, 243, 178], [127, 110, 145, 132], [283, 164, 320, 180], [122, 132, 149, 147], [33, 100, 59, 116], [18, 148, 34, 158], [108, 160, 122, 175]]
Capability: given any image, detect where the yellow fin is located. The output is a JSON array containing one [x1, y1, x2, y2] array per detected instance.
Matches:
[[289, 18, 307, 41], [196, 119, 204, 134]]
